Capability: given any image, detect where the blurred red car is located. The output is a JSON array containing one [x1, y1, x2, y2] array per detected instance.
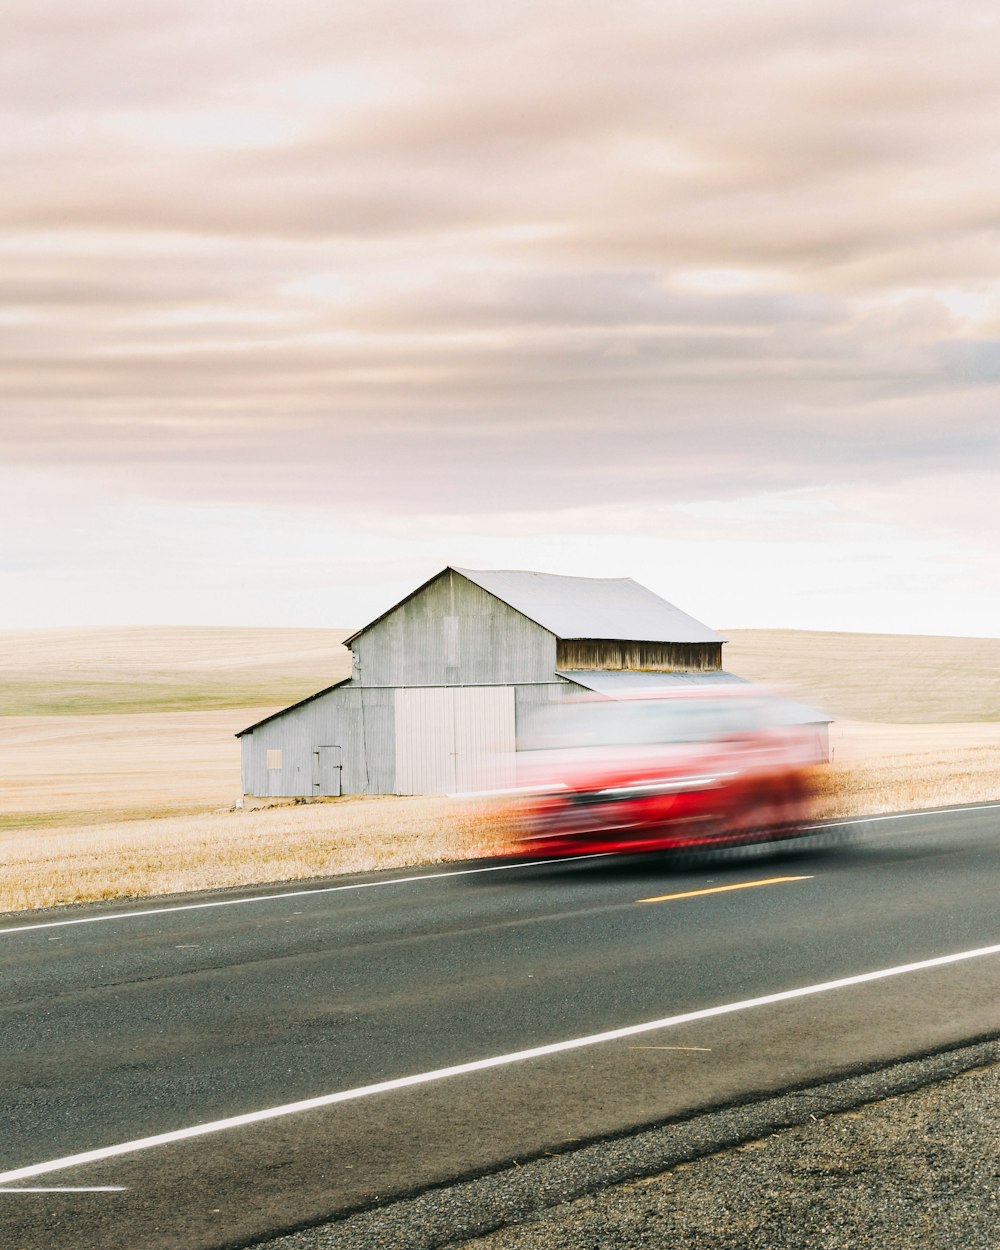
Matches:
[[508, 686, 825, 858]]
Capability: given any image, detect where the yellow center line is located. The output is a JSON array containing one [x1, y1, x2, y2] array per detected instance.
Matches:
[[638, 875, 813, 904]]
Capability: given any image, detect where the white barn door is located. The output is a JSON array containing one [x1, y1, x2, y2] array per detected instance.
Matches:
[[394, 687, 515, 794], [452, 687, 516, 792], [394, 688, 455, 794]]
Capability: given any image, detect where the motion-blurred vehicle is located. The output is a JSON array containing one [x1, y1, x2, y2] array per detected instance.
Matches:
[[509, 685, 825, 858]]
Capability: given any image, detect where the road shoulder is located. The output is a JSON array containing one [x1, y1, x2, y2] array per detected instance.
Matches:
[[256, 1036, 1000, 1250]]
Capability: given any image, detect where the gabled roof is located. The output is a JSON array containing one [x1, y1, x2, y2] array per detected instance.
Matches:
[[235, 678, 351, 737], [343, 566, 724, 646], [559, 669, 746, 694], [454, 567, 724, 643]]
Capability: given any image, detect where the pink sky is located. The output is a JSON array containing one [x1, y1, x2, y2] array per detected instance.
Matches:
[[2, 0, 998, 634]]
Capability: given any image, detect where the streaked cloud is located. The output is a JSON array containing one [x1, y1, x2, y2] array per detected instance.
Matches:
[[2, 0, 998, 631]]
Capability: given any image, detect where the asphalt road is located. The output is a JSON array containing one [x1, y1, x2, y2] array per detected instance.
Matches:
[[2, 803, 999, 1250]]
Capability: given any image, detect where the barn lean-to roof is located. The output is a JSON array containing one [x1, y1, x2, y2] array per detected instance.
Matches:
[[235, 678, 351, 737], [344, 566, 724, 647], [558, 669, 746, 694], [558, 669, 830, 724]]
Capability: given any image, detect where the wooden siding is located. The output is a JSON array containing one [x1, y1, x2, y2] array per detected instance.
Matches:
[[556, 639, 722, 671], [351, 568, 556, 687]]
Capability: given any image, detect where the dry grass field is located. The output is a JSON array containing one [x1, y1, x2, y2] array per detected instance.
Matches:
[[722, 629, 1000, 723], [1, 627, 997, 913], [0, 626, 352, 716]]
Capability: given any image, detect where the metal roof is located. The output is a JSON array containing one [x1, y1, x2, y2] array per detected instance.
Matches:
[[559, 670, 830, 723], [235, 678, 351, 737], [454, 567, 724, 643], [558, 670, 747, 695]]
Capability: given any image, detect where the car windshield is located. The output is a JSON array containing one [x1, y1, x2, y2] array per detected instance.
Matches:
[[521, 695, 780, 750]]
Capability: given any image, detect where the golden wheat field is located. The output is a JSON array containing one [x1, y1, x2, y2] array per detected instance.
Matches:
[[0, 626, 997, 912]]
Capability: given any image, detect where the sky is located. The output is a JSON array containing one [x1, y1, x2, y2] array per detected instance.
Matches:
[[3, 0, 999, 636]]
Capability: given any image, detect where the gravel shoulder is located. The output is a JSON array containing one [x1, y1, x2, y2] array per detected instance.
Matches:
[[258, 1038, 1000, 1250]]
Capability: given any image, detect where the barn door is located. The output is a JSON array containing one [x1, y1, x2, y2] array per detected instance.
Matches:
[[452, 687, 516, 791], [394, 687, 515, 794], [312, 745, 342, 796]]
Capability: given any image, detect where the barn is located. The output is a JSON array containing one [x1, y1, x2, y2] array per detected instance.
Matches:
[[237, 565, 789, 799]]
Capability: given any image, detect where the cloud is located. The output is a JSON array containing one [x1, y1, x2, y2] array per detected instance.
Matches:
[[2, 0, 999, 627]]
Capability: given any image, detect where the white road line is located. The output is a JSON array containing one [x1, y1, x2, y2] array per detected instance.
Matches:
[[0, 854, 611, 936], [0, 1186, 126, 1193], [800, 801, 1000, 832], [2, 939, 999, 1186]]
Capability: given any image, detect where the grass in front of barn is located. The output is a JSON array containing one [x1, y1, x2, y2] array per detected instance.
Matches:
[[0, 797, 517, 912], [812, 723, 1000, 820], [2, 722, 998, 913], [2, 627, 998, 914]]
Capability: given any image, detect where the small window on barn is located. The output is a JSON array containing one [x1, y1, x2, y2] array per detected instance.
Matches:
[[266, 749, 282, 770]]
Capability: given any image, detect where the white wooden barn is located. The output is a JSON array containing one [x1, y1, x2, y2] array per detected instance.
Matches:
[[237, 566, 762, 798]]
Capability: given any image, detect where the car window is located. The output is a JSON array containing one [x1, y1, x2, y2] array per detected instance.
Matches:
[[522, 696, 779, 750]]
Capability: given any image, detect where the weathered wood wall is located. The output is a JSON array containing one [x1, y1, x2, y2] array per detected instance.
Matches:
[[556, 639, 722, 671]]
